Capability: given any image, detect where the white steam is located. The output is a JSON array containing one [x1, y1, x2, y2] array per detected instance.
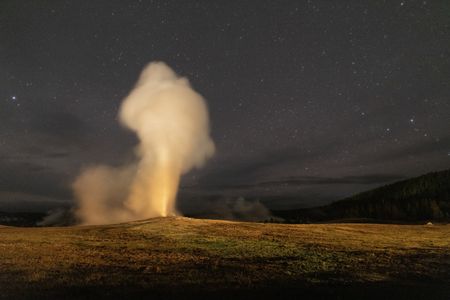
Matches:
[[73, 62, 215, 225]]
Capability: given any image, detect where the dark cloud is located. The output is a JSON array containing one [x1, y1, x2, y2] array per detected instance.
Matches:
[[0, 191, 69, 213], [44, 151, 70, 159], [0, 160, 71, 200], [0, 149, 70, 161], [195, 142, 340, 187], [193, 174, 406, 190], [374, 136, 450, 163], [30, 111, 88, 145]]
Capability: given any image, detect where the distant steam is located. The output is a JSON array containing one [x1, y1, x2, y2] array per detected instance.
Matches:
[[74, 62, 215, 225], [199, 197, 273, 222]]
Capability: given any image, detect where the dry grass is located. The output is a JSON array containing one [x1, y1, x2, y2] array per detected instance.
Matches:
[[0, 217, 449, 299]]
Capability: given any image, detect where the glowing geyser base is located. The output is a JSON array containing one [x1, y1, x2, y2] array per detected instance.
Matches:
[[126, 158, 181, 218]]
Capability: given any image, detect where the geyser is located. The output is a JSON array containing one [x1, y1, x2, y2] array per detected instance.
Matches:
[[73, 62, 215, 225]]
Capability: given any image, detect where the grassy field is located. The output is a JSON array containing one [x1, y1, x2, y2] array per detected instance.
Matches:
[[0, 217, 449, 299]]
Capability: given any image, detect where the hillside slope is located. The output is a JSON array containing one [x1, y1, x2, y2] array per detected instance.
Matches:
[[0, 217, 449, 299], [275, 169, 450, 223]]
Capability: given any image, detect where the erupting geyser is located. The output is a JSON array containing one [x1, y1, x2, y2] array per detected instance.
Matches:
[[73, 62, 215, 225]]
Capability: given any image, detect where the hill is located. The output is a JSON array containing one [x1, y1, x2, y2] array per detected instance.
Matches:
[[274, 169, 450, 223], [0, 217, 449, 299]]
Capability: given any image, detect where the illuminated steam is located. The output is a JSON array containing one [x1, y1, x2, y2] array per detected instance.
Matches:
[[73, 62, 215, 225]]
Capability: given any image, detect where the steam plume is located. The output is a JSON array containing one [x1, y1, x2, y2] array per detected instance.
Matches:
[[74, 62, 215, 225]]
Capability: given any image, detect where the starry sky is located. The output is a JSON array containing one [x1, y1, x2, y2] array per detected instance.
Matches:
[[1, 1, 449, 213]]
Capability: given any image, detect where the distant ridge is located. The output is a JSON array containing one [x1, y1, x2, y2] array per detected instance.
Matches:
[[274, 169, 450, 223]]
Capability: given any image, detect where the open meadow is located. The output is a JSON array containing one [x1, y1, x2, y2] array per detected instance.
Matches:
[[1, 217, 449, 299]]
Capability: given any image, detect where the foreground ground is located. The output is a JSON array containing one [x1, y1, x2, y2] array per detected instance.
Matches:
[[0, 217, 449, 299]]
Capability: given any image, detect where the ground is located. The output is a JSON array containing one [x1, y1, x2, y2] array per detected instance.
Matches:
[[0, 217, 449, 299]]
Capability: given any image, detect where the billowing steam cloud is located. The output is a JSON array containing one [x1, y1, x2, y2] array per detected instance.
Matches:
[[73, 62, 215, 225]]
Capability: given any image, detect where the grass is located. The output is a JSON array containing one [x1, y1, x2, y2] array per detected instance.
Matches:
[[0, 217, 449, 299]]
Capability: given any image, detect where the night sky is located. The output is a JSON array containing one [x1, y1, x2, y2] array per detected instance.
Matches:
[[1, 1, 449, 213]]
